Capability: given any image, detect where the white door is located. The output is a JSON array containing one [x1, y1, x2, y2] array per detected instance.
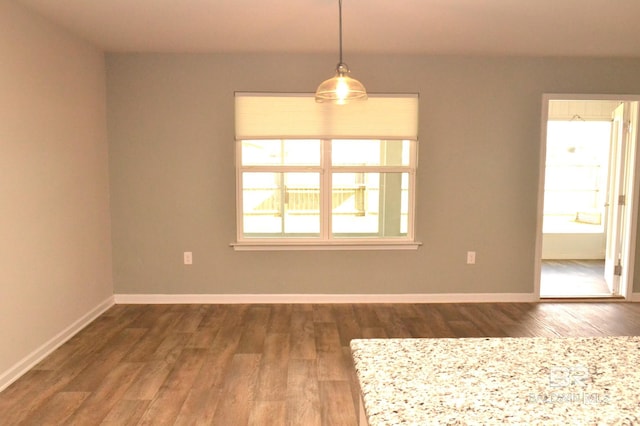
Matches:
[[604, 103, 629, 294]]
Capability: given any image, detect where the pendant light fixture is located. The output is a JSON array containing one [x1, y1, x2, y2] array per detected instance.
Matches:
[[315, 0, 367, 104]]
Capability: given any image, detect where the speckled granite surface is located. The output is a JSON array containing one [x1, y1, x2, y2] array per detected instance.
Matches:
[[351, 337, 640, 425]]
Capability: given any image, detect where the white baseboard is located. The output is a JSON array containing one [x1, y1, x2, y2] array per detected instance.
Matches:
[[114, 293, 538, 304], [0, 296, 115, 393]]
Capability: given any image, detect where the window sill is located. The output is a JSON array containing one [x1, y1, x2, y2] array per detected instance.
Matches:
[[230, 241, 422, 251]]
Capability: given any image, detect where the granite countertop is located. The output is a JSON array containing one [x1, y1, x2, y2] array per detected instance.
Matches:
[[350, 336, 640, 425]]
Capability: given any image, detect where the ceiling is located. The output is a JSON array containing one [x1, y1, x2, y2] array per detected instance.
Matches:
[[16, 0, 640, 57]]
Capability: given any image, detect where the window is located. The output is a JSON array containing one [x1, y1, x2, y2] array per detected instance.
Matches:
[[234, 93, 419, 249]]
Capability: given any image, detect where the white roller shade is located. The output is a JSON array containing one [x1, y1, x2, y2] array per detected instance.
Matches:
[[235, 92, 419, 140]]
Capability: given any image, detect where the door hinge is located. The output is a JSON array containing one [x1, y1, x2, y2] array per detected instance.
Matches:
[[618, 195, 626, 206], [614, 262, 623, 276]]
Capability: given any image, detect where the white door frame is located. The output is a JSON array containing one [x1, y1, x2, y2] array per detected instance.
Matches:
[[604, 102, 629, 294], [534, 94, 640, 300]]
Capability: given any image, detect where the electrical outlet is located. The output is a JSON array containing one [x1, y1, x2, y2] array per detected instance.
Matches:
[[466, 251, 476, 265], [184, 251, 193, 265]]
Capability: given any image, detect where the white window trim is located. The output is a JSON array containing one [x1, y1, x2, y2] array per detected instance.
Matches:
[[231, 241, 422, 251]]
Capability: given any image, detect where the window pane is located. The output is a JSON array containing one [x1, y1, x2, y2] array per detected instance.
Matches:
[[332, 172, 409, 237], [332, 139, 410, 166], [241, 140, 320, 166], [242, 172, 320, 237]]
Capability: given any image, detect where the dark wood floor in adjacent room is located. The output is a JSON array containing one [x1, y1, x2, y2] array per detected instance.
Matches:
[[2, 302, 640, 425], [540, 260, 611, 297]]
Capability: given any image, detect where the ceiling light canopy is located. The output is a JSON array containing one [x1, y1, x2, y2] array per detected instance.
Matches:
[[315, 0, 367, 105]]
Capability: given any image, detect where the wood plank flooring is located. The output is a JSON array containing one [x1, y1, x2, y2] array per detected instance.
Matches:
[[2, 302, 640, 425], [541, 260, 611, 297]]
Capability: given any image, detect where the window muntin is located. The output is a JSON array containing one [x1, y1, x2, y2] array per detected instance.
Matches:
[[237, 139, 416, 243]]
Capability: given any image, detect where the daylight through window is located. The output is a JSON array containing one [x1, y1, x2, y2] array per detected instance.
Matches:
[[543, 120, 612, 234], [234, 93, 419, 247]]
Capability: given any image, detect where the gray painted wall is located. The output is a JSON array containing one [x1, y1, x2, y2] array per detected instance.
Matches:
[[1, 1, 113, 377], [106, 53, 640, 295]]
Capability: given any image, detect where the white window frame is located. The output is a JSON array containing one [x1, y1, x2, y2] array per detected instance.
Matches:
[[232, 93, 421, 251]]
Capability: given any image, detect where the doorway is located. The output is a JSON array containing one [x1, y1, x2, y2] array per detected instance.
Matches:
[[536, 96, 640, 299]]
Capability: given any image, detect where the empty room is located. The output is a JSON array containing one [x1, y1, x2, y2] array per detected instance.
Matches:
[[2, 0, 640, 424]]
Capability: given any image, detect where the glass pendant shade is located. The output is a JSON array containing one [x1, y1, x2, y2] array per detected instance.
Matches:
[[315, 63, 367, 104], [315, 0, 367, 104]]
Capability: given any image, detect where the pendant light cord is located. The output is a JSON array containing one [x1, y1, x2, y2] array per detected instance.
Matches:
[[338, 0, 343, 64]]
